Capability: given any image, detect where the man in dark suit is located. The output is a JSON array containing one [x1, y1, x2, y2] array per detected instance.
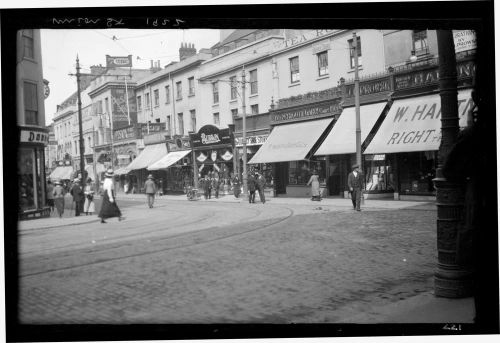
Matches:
[[347, 164, 363, 211], [247, 173, 256, 203], [70, 178, 84, 216]]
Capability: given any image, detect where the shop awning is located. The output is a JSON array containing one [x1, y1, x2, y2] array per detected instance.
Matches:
[[85, 163, 106, 181], [114, 167, 130, 175], [314, 102, 388, 156], [49, 166, 74, 180], [125, 143, 168, 170], [248, 118, 333, 164], [147, 150, 191, 170], [364, 90, 473, 154]]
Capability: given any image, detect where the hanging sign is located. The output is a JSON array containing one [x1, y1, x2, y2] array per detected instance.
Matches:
[[453, 30, 477, 53], [221, 150, 233, 161], [211, 150, 218, 162], [197, 152, 207, 162], [106, 55, 133, 68], [189, 125, 233, 148]]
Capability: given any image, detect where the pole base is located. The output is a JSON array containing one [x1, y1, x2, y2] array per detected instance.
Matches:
[[434, 269, 474, 298]]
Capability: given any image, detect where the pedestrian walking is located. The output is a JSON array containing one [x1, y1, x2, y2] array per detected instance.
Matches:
[[144, 174, 157, 208], [247, 172, 256, 203], [202, 175, 212, 199], [52, 179, 65, 218], [70, 178, 84, 216], [255, 172, 266, 204], [232, 176, 241, 198], [213, 175, 220, 199], [307, 170, 321, 201], [98, 169, 123, 223], [348, 164, 363, 211], [46, 179, 55, 213], [83, 178, 95, 215]]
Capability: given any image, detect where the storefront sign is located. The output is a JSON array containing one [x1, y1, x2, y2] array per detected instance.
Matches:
[[346, 77, 391, 97], [140, 122, 166, 135], [271, 102, 341, 125], [106, 55, 133, 68], [274, 29, 337, 50], [143, 132, 167, 145], [167, 138, 191, 152], [394, 61, 475, 91], [114, 125, 138, 141], [235, 134, 268, 147], [221, 150, 233, 161], [190, 125, 233, 149], [453, 30, 477, 53], [20, 129, 49, 145]]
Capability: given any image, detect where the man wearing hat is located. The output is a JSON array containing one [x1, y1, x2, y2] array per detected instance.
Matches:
[[348, 164, 363, 211], [144, 174, 157, 208], [70, 178, 84, 216]]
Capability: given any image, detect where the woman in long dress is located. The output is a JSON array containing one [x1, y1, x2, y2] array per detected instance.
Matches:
[[52, 180, 66, 218], [83, 178, 96, 215], [307, 170, 321, 201], [98, 169, 123, 223]]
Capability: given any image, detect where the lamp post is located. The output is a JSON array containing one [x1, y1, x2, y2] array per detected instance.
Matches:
[[240, 67, 248, 199], [75, 55, 85, 182]]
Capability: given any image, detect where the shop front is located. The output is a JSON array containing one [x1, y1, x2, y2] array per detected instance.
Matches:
[[189, 124, 235, 194], [18, 126, 50, 220], [147, 137, 193, 194], [314, 101, 390, 198], [364, 89, 474, 200], [249, 92, 342, 197]]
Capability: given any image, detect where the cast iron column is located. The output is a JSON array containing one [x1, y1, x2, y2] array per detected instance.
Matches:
[[76, 55, 85, 181], [433, 30, 473, 298]]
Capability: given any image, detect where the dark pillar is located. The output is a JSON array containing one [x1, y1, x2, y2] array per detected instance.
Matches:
[[433, 30, 473, 298]]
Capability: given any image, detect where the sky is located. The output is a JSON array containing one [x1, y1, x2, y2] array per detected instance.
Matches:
[[41, 29, 221, 125]]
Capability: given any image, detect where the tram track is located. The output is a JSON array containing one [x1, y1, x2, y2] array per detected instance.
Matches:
[[20, 205, 294, 278]]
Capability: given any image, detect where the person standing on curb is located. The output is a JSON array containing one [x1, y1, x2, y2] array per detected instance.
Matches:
[[348, 164, 363, 211], [203, 174, 212, 200], [52, 180, 65, 218], [307, 170, 321, 201], [83, 178, 95, 215], [247, 172, 256, 204], [255, 172, 266, 204], [232, 175, 241, 198], [99, 169, 123, 223], [213, 174, 220, 199], [70, 178, 84, 216], [144, 174, 157, 208], [46, 179, 55, 213]]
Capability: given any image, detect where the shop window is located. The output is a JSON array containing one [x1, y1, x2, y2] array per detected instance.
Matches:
[[364, 154, 395, 192], [212, 82, 219, 104], [399, 151, 437, 195], [22, 29, 34, 59], [348, 36, 362, 69], [317, 51, 329, 76], [249, 69, 258, 94], [289, 56, 300, 83], [230, 76, 237, 100], [23, 81, 38, 125], [18, 148, 37, 211], [288, 160, 326, 185]]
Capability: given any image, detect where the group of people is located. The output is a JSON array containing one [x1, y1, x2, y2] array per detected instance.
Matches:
[[44, 168, 124, 223], [247, 172, 266, 204], [199, 172, 224, 200]]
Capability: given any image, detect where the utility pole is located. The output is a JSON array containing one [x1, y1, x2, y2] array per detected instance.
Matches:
[[353, 32, 362, 168], [124, 76, 131, 125], [76, 55, 85, 181], [241, 67, 248, 199], [92, 125, 98, 193]]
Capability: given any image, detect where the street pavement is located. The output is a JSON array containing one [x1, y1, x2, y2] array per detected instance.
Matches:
[[16, 193, 474, 325]]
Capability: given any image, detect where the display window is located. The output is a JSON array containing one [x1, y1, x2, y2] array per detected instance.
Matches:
[[18, 147, 44, 211], [364, 154, 395, 192], [288, 159, 326, 185], [398, 151, 437, 195], [248, 163, 274, 187]]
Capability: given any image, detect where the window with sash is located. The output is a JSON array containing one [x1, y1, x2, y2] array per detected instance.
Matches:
[[249, 69, 258, 94], [22, 29, 34, 59], [317, 51, 329, 76], [177, 112, 184, 135], [213, 112, 220, 126], [212, 82, 219, 104], [289, 56, 300, 83], [348, 36, 362, 69], [23, 81, 38, 125], [176, 81, 182, 100], [154, 89, 159, 106], [250, 104, 259, 115], [230, 76, 237, 100], [165, 86, 170, 104], [413, 30, 429, 55], [190, 110, 196, 132], [188, 77, 195, 96], [137, 96, 142, 111]]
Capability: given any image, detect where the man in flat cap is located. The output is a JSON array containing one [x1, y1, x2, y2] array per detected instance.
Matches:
[[70, 178, 84, 216], [347, 164, 363, 211]]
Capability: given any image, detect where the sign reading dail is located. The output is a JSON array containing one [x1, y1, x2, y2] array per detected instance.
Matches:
[[189, 125, 233, 149]]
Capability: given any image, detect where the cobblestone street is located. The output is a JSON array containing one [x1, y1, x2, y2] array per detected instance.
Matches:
[[18, 197, 438, 324]]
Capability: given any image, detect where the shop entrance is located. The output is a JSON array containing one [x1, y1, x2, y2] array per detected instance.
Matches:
[[275, 162, 288, 194]]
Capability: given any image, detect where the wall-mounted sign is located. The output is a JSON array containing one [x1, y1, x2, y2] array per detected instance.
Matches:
[[453, 30, 477, 53], [167, 138, 191, 152], [235, 134, 268, 147], [271, 101, 341, 125], [143, 132, 167, 145], [20, 128, 49, 146], [114, 125, 138, 141], [140, 122, 166, 135], [346, 77, 391, 97], [274, 29, 337, 50], [111, 88, 136, 124], [189, 125, 233, 149], [106, 55, 133, 68]]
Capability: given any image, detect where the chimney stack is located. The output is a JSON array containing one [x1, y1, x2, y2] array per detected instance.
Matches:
[[179, 42, 197, 61]]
